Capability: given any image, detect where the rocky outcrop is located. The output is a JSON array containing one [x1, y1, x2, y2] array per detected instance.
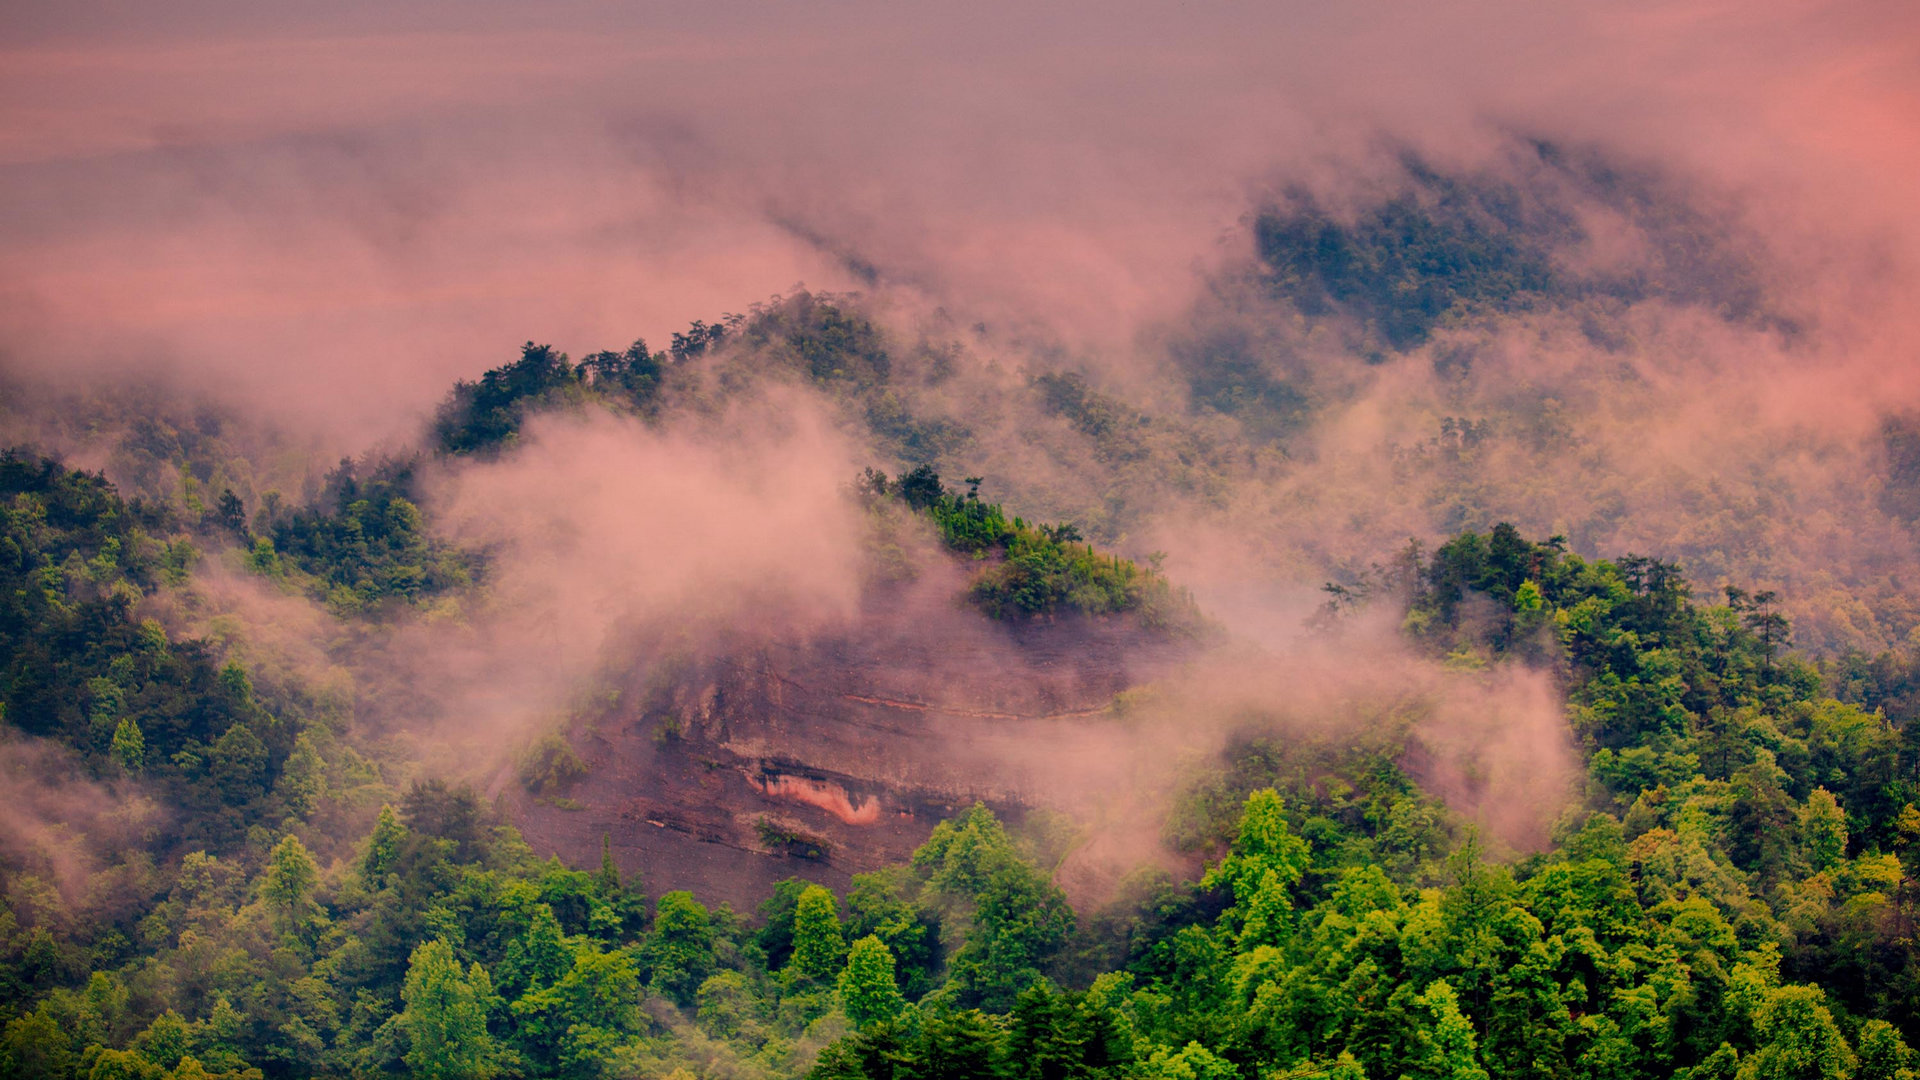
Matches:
[[510, 590, 1184, 904]]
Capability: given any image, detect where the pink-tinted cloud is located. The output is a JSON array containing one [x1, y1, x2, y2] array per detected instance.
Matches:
[[6, 1, 1903, 450]]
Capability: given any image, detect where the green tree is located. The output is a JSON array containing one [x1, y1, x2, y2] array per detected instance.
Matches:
[[260, 834, 319, 935], [845, 868, 942, 1000], [399, 939, 502, 1080], [132, 1010, 193, 1071], [595, 834, 621, 897], [1856, 1020, 1917, 1080], [1141, 1041, 1240, 1080], [84, 1046, 162, 1079], [189, 994, 249, 1073], [839, 935, 907, 1029], [637, 891, 714, 1006], [110, 717, 146, 772], [1004, 984, 1131, 1080], [696, 971, 758, 1040], [276, 734, 324, 818], [218, 661, 253, 705], [207, 723, 268, 804], [757, 877, 814, 970], [914, 803, 1074, 1010], [1799, 788, 1849, 872], [500, 904, 571, 996], [511, 945, 642, 1079], [363, 804, 404, 881], [1, 1007, 74, 1079], [1739, 986, 1854, 1080], [922, 1009, 1003, 1080], [1202, 788, 1311, 947], [789, 884, 846, 983], [1404, 980, 1489, 1080]]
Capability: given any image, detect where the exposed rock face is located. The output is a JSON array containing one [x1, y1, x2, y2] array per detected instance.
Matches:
[[510, 588, 1184, 904]]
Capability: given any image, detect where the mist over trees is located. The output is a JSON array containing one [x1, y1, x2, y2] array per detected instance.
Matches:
[[3, 119, 1920, 1080], [4, 406, 1919, 1076]]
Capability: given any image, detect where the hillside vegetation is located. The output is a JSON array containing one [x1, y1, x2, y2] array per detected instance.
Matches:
[[4, 150, 1920, 1079], [3, 438, 1916, 1077]]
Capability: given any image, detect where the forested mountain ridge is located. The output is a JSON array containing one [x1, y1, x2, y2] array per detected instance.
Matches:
[[3, 146, 1920, 1080], [2, 425, 1917, 1076]]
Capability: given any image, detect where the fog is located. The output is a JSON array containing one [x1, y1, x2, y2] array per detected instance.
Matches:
[[8, 1, 1912, 442], [3, 0, 1917, 887]]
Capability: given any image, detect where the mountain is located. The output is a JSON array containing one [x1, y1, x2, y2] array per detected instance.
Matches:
[[1, 146, 1918, 1080]]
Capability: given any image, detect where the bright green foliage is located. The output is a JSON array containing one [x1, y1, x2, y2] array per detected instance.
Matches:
[[1404, 980, 1489, 1080], [10, 421, 1920, 1080], [1856, 1021, 1918, 1080], [838, 936, 906, 1029], [1739, 986, 1855, 1080], [1799, 788, 1849, 872], [1140, 1040, 1240, 1080], [861, 466, 1198, 627], [259, 835, 319, 933], [788, 885, 845, 983], [510, 944, 642, 1078], [915, 804, 1076, 1012], [363, 803, 404, 881], [638, 891, 715, 1006], [110, 717, 145, 772], [1202, 789, 1311, 947], [399, 939, 502, 1080], [797, 528, 1920, 1077]]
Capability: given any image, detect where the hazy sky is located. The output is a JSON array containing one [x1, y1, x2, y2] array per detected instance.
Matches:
[[1, 1, 1915, 446]]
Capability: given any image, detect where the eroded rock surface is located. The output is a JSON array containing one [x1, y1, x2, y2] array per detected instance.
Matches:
[[511, 593, 1184, 903]]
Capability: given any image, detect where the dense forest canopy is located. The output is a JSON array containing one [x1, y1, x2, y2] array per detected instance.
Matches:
[[2, 413, 1917, 1077]]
